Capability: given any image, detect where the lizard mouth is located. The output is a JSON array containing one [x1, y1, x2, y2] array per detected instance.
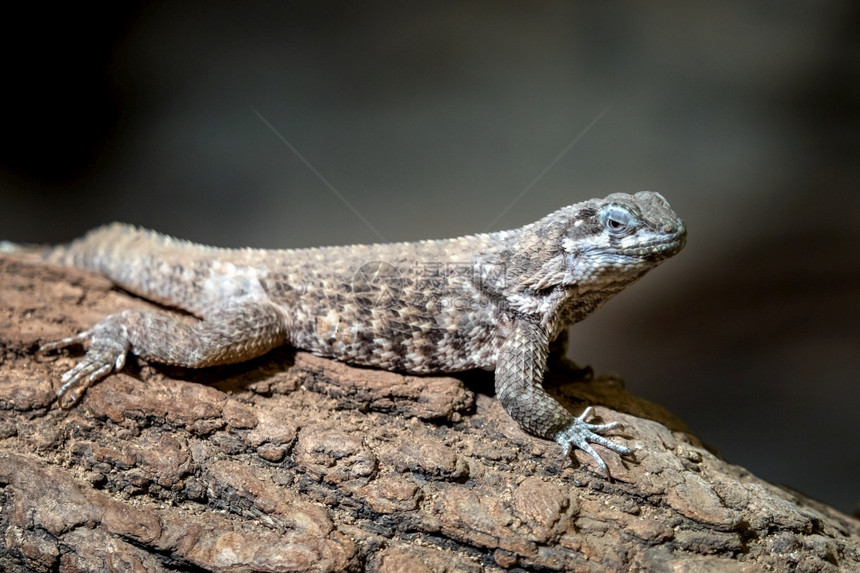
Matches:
[[571, 231, 685, 270], [629, 236, 686, 260], [613, 223, 687, 263]]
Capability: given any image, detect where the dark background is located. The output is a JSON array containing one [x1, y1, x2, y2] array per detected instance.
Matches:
[[2, 3, 858, 514]]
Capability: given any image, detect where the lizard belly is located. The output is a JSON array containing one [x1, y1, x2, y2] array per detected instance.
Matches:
[[294, 305, 504, 374]]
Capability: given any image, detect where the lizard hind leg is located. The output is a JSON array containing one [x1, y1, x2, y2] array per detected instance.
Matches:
[[42, 299, 289, 408]]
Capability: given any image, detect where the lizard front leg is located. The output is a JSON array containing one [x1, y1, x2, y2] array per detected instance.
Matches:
[[42, 299, 288, 407], [495, 318, 631, 474]]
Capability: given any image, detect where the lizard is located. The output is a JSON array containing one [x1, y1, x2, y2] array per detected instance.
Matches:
[[27, 191, 686, 473]]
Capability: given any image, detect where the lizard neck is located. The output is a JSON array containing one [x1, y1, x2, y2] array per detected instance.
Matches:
[[504, 282, 629, 341], [547, 285, 625, 339]]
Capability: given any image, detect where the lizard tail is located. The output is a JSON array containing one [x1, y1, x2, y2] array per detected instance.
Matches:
[[39, 223, 231, 313], [0, 240, 49, 259], [1, 230, 139, 270], [42, 223, 161, 272], [2, 225, 149, 272]]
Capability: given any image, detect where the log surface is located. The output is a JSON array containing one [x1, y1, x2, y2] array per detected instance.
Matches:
[[1, 253, 858, 572]]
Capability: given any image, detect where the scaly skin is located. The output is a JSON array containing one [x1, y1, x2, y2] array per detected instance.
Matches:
[[39, 191, 686, 473]]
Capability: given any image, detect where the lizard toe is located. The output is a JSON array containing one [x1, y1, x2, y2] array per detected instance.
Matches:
[[555, 412, 630, 475], [39, 330, 92, 353], [55, 338, 129, 407]]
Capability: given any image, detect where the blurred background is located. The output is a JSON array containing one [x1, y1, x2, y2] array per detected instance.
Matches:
[[1, 3, 857, 514]]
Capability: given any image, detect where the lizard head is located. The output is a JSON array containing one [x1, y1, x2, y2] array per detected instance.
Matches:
[[515, 191, 686, 292]]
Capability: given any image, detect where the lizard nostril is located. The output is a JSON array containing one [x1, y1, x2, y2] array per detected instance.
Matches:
[[662, 222, 675, 234]]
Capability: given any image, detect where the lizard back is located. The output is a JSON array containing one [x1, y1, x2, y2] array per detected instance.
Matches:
[[46, 223, 520, 372]]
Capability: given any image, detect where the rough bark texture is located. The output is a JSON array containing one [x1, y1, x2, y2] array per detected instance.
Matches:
[[1, 253, 858, 573]]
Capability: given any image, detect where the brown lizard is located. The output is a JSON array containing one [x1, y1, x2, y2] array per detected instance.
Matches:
[[27, 191, 685, 472]]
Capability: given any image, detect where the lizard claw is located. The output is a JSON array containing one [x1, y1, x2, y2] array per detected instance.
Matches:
[[40, 325, 129, 408], [555, 407, 631, 475], [39, 330, 91, 353]]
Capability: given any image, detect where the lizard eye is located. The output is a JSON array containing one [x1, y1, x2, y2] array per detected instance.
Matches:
[[601, 206, 634, 236]]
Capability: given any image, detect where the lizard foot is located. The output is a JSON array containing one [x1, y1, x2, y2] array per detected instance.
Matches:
[[555, 407, 632, 475], [40, 323, 130, 408]]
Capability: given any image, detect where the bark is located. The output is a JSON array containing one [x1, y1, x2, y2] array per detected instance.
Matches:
[[1, 253, 858, 572]]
